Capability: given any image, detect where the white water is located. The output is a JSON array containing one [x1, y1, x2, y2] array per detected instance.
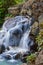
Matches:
[[19, 29, 31, 49], [0, 16, 33, 62]]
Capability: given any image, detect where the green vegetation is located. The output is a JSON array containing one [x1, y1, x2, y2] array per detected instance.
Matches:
[[0, 0, 9, 27], [14, 0, 25, 4], [0, 0, 25, 27], [0, 0, 43, 64], [27, 53, 36, 63], [36, 30, 43, 50]]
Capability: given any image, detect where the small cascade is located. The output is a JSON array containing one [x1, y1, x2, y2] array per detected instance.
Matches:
[[0, 16, 34, 62], [19, 29, 31, 50]]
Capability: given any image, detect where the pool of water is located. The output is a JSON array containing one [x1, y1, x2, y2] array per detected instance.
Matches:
[[0, 60, 22, 65]]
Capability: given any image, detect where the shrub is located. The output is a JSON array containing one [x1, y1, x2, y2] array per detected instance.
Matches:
[[27, 54, 36, 63], [36, 30, 43, 51]]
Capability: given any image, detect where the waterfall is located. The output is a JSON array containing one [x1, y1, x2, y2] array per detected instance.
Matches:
[[0, 15, 32, 49], [19, 29, 31, 50], [0, 16, 34, 62]]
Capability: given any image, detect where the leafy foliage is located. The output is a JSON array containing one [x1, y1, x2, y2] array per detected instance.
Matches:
[[36, 30, 43, 51], [0, 0, 9, 27], [0, 0, 25, 27], [36, 30, 43, 45], [27, 53, 36, 63]]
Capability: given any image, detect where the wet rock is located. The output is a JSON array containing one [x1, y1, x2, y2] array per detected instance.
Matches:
[[23, 52, 30, 57], [21, 52, 30, 63], [0, 44, 5, 54], [30, 43, 38, 53], [21, 56, 27, 63], [35, 50, 43, 65], [6, 46, 10, 51], [29, 33, 35, 40], [29, 33, 38, 53], [4, 54, 11, 60], [13, 53, 21, 60]]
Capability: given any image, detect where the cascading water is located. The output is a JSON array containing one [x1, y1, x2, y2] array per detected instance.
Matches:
[[0, 16, 34, 64], [19, 29, 31, 49]]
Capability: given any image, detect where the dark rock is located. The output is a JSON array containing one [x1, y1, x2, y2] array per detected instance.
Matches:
[[13, 53, 21, 60], [21, 56, 27, 63], [6, 46, 10, 51], [29, 33, 38, 53], [30, 43, 38, 53], [4, 54, 11, 60], [21, 52, 30, 63], [0, 44, 5, 54], [29, 33, 35, 40], [23, 51, 31, 57]]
